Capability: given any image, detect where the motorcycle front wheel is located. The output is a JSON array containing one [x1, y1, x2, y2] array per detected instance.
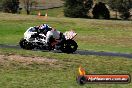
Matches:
[[60, 39, 78, 53]]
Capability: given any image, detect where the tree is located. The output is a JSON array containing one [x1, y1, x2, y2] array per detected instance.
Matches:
[[20, 0, 37, 15], [0, 1, 2, 11], [92, 2, 110, 19], [108, 0, 132, 19], [2, 0, 19, 13], [64, 0, 93, 18]]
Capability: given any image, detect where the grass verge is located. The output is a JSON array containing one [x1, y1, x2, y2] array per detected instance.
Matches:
[[0, 13, 132, 53], [0, 48, 132, 88]]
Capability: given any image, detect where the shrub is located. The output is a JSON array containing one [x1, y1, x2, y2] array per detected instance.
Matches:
[[2, 0, 19, 13], [92, 2, 110, 19], [64, 0, 93, 18]]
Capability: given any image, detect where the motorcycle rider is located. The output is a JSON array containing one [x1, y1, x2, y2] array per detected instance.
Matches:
[[30, 24, 63, 50], [38, 24, 52, 35], [28, 24, 52, 34], [30, 24, 52, 38], [46, 28, 64, 50]]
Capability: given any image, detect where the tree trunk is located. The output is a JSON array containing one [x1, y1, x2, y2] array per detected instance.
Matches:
[[115, 10, 118, 19], [26, 9, 30, 15]]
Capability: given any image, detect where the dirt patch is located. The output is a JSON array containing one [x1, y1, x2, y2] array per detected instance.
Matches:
[[0, 54, 58, 65], [0, 55, 6, 63]]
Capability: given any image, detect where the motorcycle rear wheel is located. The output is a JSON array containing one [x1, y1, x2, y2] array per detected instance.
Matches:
[[19, 38, 34, 50]]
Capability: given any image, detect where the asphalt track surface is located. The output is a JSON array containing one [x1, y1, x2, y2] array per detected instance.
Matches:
[[0, 44, 132, 59]]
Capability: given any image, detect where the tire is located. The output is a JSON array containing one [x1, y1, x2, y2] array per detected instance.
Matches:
[[60, 39, 78, 53], [19, 38, 34, 50], [76, 76, 86, 85]]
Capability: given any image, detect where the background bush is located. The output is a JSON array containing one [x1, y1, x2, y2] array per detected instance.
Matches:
[[92, 2, 110, 19], [2, 0, 19, 13], [64, 0, 93, 18]]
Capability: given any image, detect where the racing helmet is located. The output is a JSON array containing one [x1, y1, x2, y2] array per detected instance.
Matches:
[[39, 24, 52, 34], [39, 24, 51, 30]]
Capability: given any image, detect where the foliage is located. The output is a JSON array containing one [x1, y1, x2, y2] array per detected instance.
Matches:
[[108, 0, 132, 19], [120, 11, 131, 19], [2, 0, 19, 13], [64, 0, 93, 18], [92, 2, 110, 19], [20, 0, 38, 15]]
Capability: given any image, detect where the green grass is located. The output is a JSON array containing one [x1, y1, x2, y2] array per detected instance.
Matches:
[[0, 13, 132, 53], [0, 48, 132, 88], [31, 7, 64, 17], [0, 13, 132, 88]]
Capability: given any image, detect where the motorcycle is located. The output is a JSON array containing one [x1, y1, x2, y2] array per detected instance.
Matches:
[[19, 27, 78, 53]]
